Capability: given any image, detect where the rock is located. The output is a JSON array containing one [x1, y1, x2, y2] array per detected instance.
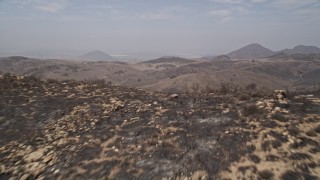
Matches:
[[274, 107, 281, 112], [54, 169, 60, 174], [282, 109, 289, 113], [20, 174, 30, 180], [90, 122, 95, 126], [273, 90, 287, 100], [191, 170, 209, 180], [27, 162, 45, 177], [42, 154, 53, 163], [170, 94, 179, 99], [57, 138, 68, 147], [256, 101, 264, 106], [266, 102, 274, 109], [57, 130, 68, 138], [25, 148, 47, 162], [12, 170, 18, 175], [222, 108, 230, 114]]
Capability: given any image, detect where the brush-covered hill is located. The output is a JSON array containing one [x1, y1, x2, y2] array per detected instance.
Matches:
[[0, 73, 319, 179]]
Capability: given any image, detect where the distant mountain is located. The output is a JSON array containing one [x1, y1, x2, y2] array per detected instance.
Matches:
[[202, 55, 216, 60], [227, 43, 275, 59], [143, 56, 194, 64], [211, 55, 231, 61], [80, 50, 115, 61], [269, 52, 320, 61], [281, 45, 320, 55]]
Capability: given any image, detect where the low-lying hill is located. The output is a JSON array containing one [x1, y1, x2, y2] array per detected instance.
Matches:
[[1, 55, 319, 93], [0, 56, 142, 84], [0, 73, 319, 179], [211, 55, 231, 61], [80, 50, 116, 61]]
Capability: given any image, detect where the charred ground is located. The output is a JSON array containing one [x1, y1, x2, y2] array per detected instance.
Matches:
[[0, 73, 319, 179]]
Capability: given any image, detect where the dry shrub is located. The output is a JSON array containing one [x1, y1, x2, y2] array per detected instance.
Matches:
[[243, 104, 261, 117]]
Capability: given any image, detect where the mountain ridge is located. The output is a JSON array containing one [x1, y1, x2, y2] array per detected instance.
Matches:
[[280, 45, 320, 55]]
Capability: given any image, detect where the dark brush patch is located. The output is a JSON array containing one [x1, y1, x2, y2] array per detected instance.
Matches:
[[302, 173, 319, 180], [266, 154, 279, 161], [246, 145, 256, 154], [271, 113, 289, 122], [258, 170, 274, 180], [248, 154, 261, 164], [260, 120, 278, 128], [75, 145, 102, 161], [281, 171, 301, 180], [288, 152, 311, 160], [152, 143, 178, 160], [315, 125, 320, 133], [242, 104, 261, 117], [299, 137, 319, 147], [306, 118, 317, 123], [261, 140, 271, 152], [306, 130, 318, 137], [271, 140, 282, 148], [297, 162, 319, 175], [269, 130, 287, 142], [238, 166, 257, 175], [309, 147, 320, 154], [307, 162, 317, 169], [0, 173, 12, 180], [288, 125, 300, 136]]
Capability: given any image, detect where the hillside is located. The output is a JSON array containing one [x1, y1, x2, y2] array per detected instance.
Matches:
[[0, 56, 142, 85], [80, 51, 115, 61], [228, 43, 275, 59], [0, 73, 319, 179], [1, 55, 320, 93]]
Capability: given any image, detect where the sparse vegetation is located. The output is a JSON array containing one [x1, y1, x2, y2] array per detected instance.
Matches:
[[191, 82, 200, 93], [243, 104, 261, 116], [246, 83, 257, 91], [271, 113, 288, 122]]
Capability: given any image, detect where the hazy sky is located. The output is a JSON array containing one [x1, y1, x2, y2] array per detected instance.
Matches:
[[0, 0, 320, 55]]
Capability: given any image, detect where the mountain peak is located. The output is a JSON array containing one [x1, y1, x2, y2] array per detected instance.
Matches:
[[227, 43, 275, 59], [246, 43, 263, 47]]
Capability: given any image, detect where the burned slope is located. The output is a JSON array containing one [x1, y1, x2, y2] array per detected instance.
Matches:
[[0, 73, 252, 179], [0, 73, 319, 179]]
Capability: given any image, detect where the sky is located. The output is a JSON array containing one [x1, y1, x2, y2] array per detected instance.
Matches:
[[0, 0, 320, 56]]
